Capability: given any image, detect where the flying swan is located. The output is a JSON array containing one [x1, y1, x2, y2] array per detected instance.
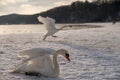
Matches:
[[10, 48, 70, 77], [37, 16, 68, 40]]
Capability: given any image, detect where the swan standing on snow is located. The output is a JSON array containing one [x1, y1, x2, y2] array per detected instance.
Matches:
[[37, 16, 67, 40], [11, 48, 70, 77]]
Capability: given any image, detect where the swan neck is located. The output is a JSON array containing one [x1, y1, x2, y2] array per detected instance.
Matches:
[[53, 52, 60, 75]]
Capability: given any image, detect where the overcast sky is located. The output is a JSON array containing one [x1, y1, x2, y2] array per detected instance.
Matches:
[[0, 0, 92, 16]]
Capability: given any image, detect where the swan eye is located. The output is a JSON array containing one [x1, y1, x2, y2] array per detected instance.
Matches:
[[65, 53, 69, 57]]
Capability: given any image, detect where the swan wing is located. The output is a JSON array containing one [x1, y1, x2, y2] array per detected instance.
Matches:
[[18, 48, 55, 58], [37, 16, 57, 31], [15, 54, 54, 75], [29, 55, 54, 75]]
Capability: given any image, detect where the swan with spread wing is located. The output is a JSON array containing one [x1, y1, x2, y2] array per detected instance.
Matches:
[[10, 48, 70, 77], [37, 16, 68, 40]]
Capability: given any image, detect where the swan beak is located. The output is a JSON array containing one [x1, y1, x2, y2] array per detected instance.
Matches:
[[66, 56, 70, 62]]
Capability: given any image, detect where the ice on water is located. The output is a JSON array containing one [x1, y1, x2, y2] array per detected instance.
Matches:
[[0, 22, 120, 80]]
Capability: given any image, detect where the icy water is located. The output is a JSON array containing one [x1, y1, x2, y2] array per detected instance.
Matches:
[[0, 23, 120, 80]]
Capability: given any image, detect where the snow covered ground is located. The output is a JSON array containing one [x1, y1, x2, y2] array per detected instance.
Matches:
[[0, 22, 120, 80]]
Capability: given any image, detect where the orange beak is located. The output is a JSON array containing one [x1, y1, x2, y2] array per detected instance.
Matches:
[[66, 56, 70, 62]]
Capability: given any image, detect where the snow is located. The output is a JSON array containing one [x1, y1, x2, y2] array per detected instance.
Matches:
[[0, 22, 120, 80]]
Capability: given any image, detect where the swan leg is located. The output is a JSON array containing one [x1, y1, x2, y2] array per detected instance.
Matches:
[[43, 34, 47, 40]]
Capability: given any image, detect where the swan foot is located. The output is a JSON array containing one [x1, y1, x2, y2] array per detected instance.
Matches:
[[52, 35, 58, 37], [25, 72, 41, 77]]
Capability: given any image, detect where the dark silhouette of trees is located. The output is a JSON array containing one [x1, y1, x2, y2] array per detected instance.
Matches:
[[0, 0, 120, 24], [39, 0, 120, 23]]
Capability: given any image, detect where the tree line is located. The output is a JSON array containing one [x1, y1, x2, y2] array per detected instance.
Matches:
[[39, 0, 120, 23], [0, 0, 120, 24]]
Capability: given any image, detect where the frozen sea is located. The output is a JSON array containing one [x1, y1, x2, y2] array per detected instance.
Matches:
[[0, 22, 120, 80]]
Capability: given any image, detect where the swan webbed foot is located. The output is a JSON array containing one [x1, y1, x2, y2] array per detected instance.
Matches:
[[25, 72, 41, 77], [52, 35, 58, 37]]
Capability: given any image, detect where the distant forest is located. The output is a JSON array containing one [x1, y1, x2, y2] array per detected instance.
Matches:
[[0, 0, 120, 24]]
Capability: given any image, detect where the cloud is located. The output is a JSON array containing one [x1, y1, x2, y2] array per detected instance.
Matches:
[[0, 0, 58, 15], [20, 4, 32, 8], [54, 0, 92, 6], [0, 0, 15, 5], [54, 0, 76, 6], [0, 0, 28, 6], [19, 4, 50, 14], [0, 0, 93, 15]]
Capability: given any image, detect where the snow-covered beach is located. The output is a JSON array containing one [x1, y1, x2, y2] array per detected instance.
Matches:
[[0, 22, 120, 80]]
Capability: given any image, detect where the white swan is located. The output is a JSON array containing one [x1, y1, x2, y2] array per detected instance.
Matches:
[[37, 16, 67, 40], [11, 48, 70, 77]]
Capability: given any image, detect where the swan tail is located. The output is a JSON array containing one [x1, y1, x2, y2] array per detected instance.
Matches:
[[7, 68, 20, 73]]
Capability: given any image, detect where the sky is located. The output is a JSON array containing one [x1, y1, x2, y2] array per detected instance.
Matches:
[[0, 0, 92, 16]]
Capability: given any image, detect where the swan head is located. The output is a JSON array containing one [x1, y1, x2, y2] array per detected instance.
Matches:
[[56, 49, 70, 62]]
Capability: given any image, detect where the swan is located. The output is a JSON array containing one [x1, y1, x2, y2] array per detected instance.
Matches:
[[10, 48, 70, 77], [37, 16, 68, 40]]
